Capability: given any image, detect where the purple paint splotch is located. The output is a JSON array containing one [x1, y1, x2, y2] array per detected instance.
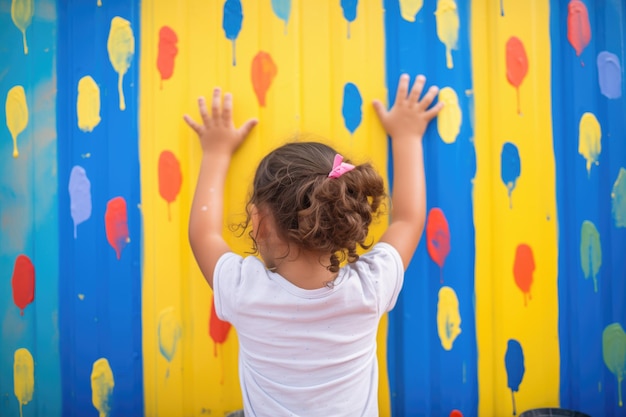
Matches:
[[68, 166, 92, 239], [597, 51, 622, 99]]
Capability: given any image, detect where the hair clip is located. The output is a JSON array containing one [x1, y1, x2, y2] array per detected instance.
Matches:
[[328, 154, 355, 179]]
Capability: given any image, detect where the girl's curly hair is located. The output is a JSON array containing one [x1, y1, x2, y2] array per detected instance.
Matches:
[[242, 141, 387, 272]]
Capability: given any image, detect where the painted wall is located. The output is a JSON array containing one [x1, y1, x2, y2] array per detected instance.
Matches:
[[1, 1, 625, 416]]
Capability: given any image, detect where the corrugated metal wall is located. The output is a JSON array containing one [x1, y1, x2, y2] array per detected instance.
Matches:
[[1, 1, 625, 416]]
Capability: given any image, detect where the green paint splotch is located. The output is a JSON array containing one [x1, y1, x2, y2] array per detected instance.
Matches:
[[612, 167, 626, 228], [602, 323, 626, 407], [580, 220, 601, 292]]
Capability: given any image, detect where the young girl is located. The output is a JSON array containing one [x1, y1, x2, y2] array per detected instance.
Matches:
[[184, 74, 442, 416]]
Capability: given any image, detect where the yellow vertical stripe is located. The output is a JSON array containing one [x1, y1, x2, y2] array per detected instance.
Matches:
[[472, 0, 560, 415], [141, 1, 388, 415]]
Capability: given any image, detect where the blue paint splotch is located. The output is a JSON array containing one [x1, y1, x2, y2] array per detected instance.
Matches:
[[222, 0, 243, 66], [597, 51, 622, 99], [271, 0, 291, 34], [500, 142, 521, 208], [341, 82, 362, 135], [341, 0, 358, 38], [505, 339, 525, 416]]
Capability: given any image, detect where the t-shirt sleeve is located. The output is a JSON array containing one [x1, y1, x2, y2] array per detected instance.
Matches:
[[212, 252, 244, 324], [357, 242, 404, 314]]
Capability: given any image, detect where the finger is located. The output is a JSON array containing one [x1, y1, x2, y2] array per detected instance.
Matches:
[[222, 92, 233, 124], [418, 85, 440, 110], [408, 75, 426, 103], [423, 101, 444, 121], [394, 74, 410, 104], [211, 87, 221, 120], [198, 97, 211, 127], [372, 100, 387, 121], [183, 114, 202, 134], [238, 118, 258, 138]]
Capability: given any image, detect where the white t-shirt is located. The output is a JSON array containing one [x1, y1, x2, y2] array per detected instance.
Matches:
[[213, 242, 404, 417]]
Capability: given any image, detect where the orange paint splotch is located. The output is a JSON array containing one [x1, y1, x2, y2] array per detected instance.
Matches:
[[209, 296, 231, 357], [426, 207, 451, 283], [157, 26, 178, 89], [251, 51, 277, 107], [158, 150, 182, 221], [505, 37, 528, 115], [567, 0, 591, 65], [513, 244, 535, 306]]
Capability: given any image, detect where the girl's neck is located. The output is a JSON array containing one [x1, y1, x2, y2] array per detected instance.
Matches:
[[272, 247, 338, 290]]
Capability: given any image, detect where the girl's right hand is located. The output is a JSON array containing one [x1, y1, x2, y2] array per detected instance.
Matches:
[[372, 74, 443, 141]]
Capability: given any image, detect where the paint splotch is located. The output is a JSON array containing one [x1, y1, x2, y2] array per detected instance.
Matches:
[[158, 307, 182, 377], [505, 37, 528, 115], [399, 0, 423, 22], [341, 0, 358, 38], [513, 244, 534, 306], [567, 0, 591, 64], [597, 51, 622, 99], [437, 286, 461, 350], [157, 26, 178, 89], [505, 339, 525, 416], [612, 168, 626, 228], [11, 0, 33, 54], [342, 82, 362, 134], [271, 0, 291, 33], [105, 197, 129, 260], [69, 166, 92, 238], [13, 348, 34, 417], [501, 142, 521, 208], [578, 112, 601, 176], [91, 358, 115, 417], [437, 87, 461, 144], [209, 296, 231, 357], [158, 151, 182, 221], [251, 51, 277, 107], [12, 254, 34, 315], [5, 85, 29, 158], [580, 220, 601, 292], [107, 16, 135, 111], [435, 0, 459, 69], [426, 207, 450, 282], [602, 323, 626, 407], [223, 0, 243, 66], [77, 76, 101, 132]]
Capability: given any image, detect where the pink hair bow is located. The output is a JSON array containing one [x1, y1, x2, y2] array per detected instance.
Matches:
[[328, 154, 355, 179]]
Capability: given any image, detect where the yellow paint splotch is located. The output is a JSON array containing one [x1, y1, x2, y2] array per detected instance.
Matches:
[[14, 348, 34, 417], [399, 0, 423, 22], [435, 0, 459, 69], [107, 17, 135, 111], [437, 87, 462, 144], [77, 76, 102, 132], [11, 0, 34, 54], [437, 286, 462, 350], [91, 358, 115, 417], [5, 85, 29, 158], [578, 112, 601, 176]]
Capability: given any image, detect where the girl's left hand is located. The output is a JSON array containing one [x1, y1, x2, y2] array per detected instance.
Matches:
[[184, 87, 258, 156]]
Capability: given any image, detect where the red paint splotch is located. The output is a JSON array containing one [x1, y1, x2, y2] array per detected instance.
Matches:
[[157, 26, 178, 89], [426, 207, 450, 283], [12, 254, 35, 315], [505, 36, 528, 115], [158, 150, 182, 221], [513, 244, 535, 306], [567, 0, 591, 65], [251, 51, 277, 107], [105, 197, 129, 260], [209, 295, 231, 357], [449, 410, 464, 417]]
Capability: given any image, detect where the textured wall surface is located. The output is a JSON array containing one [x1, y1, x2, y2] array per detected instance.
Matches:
[[1, 1, 625, 416]]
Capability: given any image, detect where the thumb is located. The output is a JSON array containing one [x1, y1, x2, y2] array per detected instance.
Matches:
[[372, 100, 386, 121], [238, 118, 258, 138]]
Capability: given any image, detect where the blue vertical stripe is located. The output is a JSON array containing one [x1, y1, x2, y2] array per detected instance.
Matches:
[[57, 1, 143, 415]]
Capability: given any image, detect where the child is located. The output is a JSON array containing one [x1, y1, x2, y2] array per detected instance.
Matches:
[[184, 74, 442, 416]]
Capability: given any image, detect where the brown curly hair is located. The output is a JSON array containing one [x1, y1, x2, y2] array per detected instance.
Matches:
[[242, 141, 387, 273]]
